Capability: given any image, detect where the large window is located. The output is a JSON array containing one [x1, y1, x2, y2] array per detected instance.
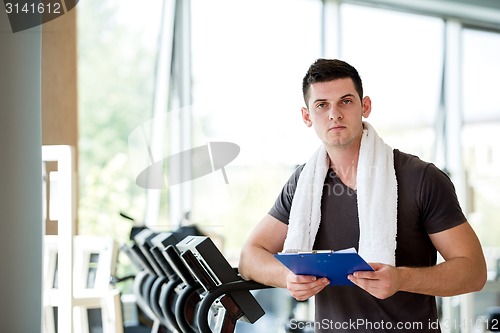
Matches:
[[462, 28, 500, 248], [77, 0, 163, 282], [77, 0, 500, 269], [77, 0, 322, 268], [340, 4, 444, 162], [189, 0, 322, 260]]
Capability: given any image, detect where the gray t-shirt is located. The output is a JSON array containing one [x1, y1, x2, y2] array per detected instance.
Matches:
[[269, 149, 466, 332]]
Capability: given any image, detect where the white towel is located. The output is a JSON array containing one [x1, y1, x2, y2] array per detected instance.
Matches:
[[283, 122, 397, 265]]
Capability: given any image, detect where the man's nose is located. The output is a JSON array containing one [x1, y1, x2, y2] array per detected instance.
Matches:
[[329, 107, 343, 120]]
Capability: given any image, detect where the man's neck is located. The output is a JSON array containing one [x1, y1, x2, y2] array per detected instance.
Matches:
[[326, 143, 360, 190]]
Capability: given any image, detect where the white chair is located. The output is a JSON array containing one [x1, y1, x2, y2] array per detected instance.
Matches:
[[43, 235, 124, 333]]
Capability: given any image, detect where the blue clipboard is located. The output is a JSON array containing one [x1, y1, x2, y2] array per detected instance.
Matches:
[[274, 249, 373, 286]]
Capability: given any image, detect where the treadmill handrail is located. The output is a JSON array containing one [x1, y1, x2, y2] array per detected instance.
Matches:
[[196, 280, 272, 333]]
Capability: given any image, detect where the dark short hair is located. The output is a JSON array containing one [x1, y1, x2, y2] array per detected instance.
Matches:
[[302, 59, 364, 105]]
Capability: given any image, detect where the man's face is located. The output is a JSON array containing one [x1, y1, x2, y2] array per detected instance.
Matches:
[[301, 78, 371, 150]]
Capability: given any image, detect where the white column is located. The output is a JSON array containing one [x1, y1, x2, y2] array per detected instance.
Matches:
[[0, 10, 43, 333], [145, 0, 176, 227], [322, 0, 341, 58], [444, 20, 474, 333], [168, 0, 193, 228], [444, 20, 466, 205]]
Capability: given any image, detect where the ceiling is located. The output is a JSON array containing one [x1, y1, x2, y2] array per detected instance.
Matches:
[[344, 0, 500, 29]]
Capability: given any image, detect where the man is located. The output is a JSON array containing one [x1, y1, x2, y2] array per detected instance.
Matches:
[[238, 59, 486, 332]]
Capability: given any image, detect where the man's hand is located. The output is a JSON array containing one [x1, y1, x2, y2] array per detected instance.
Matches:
[[347, 262, 401, 299], [286, 271, 330, 301]]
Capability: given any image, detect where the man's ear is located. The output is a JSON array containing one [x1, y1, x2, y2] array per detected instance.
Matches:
[[301, 107, 313, 127], [362, 96, 372, 118]]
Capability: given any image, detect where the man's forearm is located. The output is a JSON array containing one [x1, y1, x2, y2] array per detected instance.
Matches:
[[398, 257, 486, 297], [239, 245, 289, 288], [350, 222, 487, 300]]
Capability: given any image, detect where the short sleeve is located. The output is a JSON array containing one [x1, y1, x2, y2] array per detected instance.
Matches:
[[268, 164, 304, 224], [419, 163, 467, 234]]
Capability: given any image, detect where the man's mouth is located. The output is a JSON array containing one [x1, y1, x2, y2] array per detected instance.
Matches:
[[329, 125, 346, 131]]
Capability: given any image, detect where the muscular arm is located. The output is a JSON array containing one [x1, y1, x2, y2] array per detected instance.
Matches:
[[238, 214, 289, 287], [349, 222, 487, 299], [239, 214, 329, 300]]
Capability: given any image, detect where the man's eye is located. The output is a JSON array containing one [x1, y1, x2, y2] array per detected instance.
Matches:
[[342, 99, 352, 105], [316, 103, 326, 108]]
